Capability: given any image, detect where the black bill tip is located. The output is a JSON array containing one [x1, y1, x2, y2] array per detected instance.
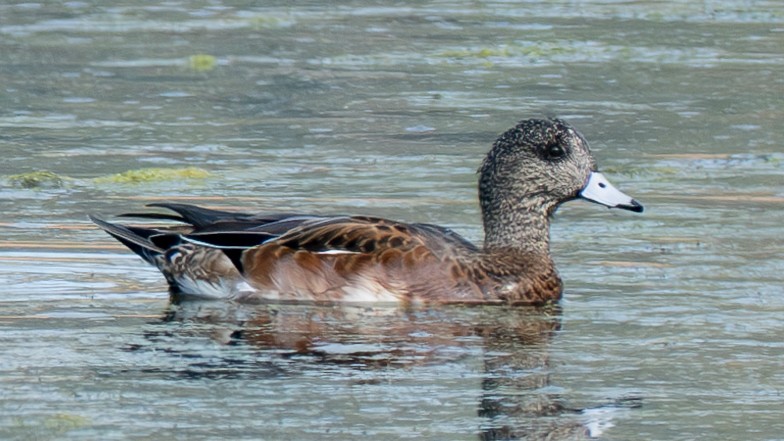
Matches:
[[619, 199, 644, 213]]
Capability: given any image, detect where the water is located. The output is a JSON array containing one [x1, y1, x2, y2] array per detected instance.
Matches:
[[1, 1, 783, 439]]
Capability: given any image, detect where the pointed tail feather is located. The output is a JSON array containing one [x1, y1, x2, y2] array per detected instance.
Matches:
[[116, 202, 235, 226], [116, 211, 188, 223], [114, 202, 320, 234], [89, 215, 165, 266]]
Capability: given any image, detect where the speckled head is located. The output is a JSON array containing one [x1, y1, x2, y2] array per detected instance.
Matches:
[[479, 118, 597, 217], [479, 118, 642, 251]]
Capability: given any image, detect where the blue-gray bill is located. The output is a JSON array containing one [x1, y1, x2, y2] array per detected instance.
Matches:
[[580, 172, 644, 213]]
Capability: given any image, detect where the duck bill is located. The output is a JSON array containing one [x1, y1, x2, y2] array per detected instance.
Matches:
[[580, 172, 643, 213]]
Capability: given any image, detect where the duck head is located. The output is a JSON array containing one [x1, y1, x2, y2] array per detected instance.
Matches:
[[479, 118, 642, 251]]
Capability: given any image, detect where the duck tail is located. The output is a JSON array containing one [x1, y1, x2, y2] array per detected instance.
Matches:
[[89, 215, 165, 266]]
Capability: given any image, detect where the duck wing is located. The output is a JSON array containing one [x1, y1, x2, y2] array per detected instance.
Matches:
[[94, 206, 482, 301], [179, 215, 482, 302], [185, 215, 478, 260], [119, 202, 310, 233]]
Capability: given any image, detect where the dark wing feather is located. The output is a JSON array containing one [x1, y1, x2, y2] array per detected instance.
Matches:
[[119, 202, 313, 233], [245, 215, 331, 235]]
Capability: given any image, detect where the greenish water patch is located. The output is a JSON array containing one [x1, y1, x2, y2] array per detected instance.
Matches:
[[438, 43, 575, 60], [247, 14, 289, 29], [187, 54, 217, 72], [94, 167, 211, 184], [7, 170, 67, 189], [8, 413, 91, 440]]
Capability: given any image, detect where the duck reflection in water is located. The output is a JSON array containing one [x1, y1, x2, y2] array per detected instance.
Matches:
[[132, 300, 640, 440]]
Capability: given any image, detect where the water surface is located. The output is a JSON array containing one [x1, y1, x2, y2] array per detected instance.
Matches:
[[1, 1, 783, 440]]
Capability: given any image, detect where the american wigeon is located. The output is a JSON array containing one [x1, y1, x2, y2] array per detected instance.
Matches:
[[91, 118, 642, 305]]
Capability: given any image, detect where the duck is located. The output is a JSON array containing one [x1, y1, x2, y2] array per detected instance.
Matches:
[[91, 118, 642, 305]]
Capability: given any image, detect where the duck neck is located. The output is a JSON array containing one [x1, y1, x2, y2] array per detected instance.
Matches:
[[481, 197, 554, 258]]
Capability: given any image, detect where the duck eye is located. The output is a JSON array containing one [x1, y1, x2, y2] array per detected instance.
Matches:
[[546, 144, 566, 159]]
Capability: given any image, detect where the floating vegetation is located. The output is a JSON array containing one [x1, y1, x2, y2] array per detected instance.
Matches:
[[439, 47, 514, 58], [8, 170, 66, 189], [438, 43, 575, 60], [94, 167, 211, 184], [9, 413, 90, 438], [434, 41, 723, 67], [249, 15, 284, 29], [43, 413, 91, 432], [187, 54, 217, 72]]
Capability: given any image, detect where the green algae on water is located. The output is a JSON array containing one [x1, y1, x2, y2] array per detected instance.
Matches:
[[249, 15, 283, 29], [8, 170, 65, 189], [11, 413, 91, 438], [438, 43, 575, 60], [95, 167, 211, 184], [43, 413, 91, 432], [187, 54, 217, 72]]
